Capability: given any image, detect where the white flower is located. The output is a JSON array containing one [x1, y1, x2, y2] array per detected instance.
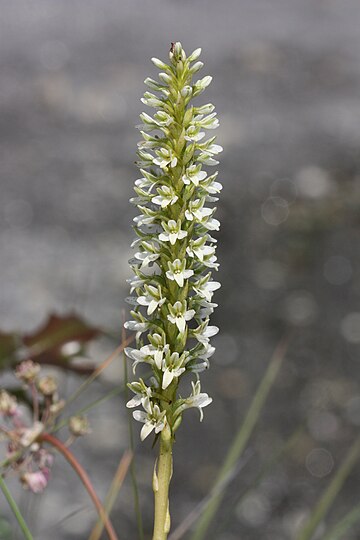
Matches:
[[141, 92, 164, 108], [142, 333, 170, 369], [198, 299, 218, 318], [175, 381, 212, 421], [192, 320, 219, 344], [206, 143, 223, 155], [152, 185, 178, 208], [185, 125, 205, 142], [167, 301, 195, 333], [185, 199, 213, 222], [153, 147, 178, 169], [182, 164, 207, 186], [186, 237, 216, 262], [185, 381, 212, 421], [159, 219, 187, 245], [124, 320, 149, 333], [193, 110, 219, 129], [193, 76, 213, 97], [126, 276, 146, 293], [203, 216, 220, 231], [197, 152, 219, 166], [138, 284, 166, 315], [133, 213, 155, 227], [133, 397, 167, 441], [126, 379, 152, 408], [125, 346, 155, 373], [134, 250, 159, 267], [166, 259, 194, 287], [193, 276, 221, 302], [161, 352, 187, 389]]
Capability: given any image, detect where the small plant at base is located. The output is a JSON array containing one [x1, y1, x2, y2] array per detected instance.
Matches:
[[125, 41, 222, 540], [0, 360, 89, 494]]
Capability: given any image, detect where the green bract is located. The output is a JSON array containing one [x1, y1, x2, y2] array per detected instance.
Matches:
[[125, 42, 222, 442]]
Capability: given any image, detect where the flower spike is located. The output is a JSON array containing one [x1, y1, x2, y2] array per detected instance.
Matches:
[[125, 42, 221, 441]]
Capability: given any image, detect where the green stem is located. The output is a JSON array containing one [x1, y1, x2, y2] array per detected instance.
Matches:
[[0, 474, 34, 540], [153, 427, 173, 540], [296, 436, 360, 540]]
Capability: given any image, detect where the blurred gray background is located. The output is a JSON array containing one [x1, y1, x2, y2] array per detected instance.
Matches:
[[0, 1, 360, 539]]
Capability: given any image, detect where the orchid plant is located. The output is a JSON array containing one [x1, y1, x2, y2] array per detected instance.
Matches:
[[125, 41, 222, 540]]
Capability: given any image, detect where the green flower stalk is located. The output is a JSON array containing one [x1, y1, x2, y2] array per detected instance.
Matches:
[[125, 42, 222, 540]]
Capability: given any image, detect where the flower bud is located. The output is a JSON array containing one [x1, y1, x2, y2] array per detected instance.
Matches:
[[69, 415, 91, 437], [15, 359, 40, 383], [0, 390, 18, 416], [37, 376, 57, 397]]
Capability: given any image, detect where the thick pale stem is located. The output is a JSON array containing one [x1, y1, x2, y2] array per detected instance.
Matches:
[[152, 427, 173, 540]]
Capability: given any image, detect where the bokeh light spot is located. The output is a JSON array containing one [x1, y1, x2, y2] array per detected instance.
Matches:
[[295, 166, 335, 198], [261, 196, 289, 226], [341, 312, 360, 343], [324, 255, 352, 285], [305, 448, 334, 478]]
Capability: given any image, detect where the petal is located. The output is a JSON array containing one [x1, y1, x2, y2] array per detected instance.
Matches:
[[176, 316, 186, 333], [140, 422, 155, 441], [174, 273, 184, 287], [148, 300, 159, 315], [169, 233, 177, 245], [155, 418, 166, 434], [184, 309, 196, 321], [126, 396, 142, 408], [133, 410, 147, 423], [184, 269, 194, 279], [204, 325, 219, 338], [167, 314, 176, 325], [162, 368, 174, 390], [154, 350, 163, 370]]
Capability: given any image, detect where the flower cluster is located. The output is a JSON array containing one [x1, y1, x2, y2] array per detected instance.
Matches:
[[0, 360, 89, 493], [125, 42, 221, 441]]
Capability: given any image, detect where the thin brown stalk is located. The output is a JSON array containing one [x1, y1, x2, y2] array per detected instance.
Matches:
[[41, 433, 119, 540]]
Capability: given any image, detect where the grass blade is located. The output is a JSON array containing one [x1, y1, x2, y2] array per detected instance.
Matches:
[[216, 425, 305, 535], [169, 451, 252, 540], [322, 502, 360, 540], [296, 436, 360, 540], [89, 450, 133, 540], [52, 386, 123, 433], [0, 475, 34, 540], [63, 335, 133, 409], [191, 336, 289, 540]]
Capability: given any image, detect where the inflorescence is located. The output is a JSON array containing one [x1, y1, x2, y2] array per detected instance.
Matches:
[[125, 42, 222, 441]]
